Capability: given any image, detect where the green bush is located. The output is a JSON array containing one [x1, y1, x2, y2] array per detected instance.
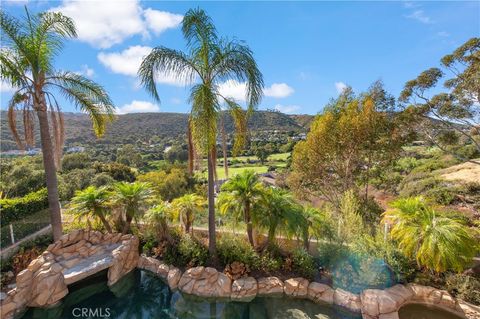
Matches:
[[217, 234, 259, 268], [291, 248, 316, 280], [0, 188, 48, 225], [163, 234, 208, 267], [446, 274, 480, 305], [258, 252, 282, 272]]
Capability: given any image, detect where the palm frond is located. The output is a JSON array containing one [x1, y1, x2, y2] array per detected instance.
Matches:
[[189, 83, 219, 153], [138, 47, 197, 102], [182, 8, 218, 51], [47, 72, 115, 137]]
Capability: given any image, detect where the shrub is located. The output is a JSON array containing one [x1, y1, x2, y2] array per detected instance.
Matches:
[[91, 172, 115, 187], [258, 252, 282, 273], [0, 188, 48, 225], [446, 274, 480, 305], [163, 234, 208, 267], [93, 162, 136, 182], [217, 234, 259, 268], [291, 248, 316, 280]]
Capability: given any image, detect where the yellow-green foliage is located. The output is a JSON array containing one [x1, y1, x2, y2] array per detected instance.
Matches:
[[383, 197, 478, 273]]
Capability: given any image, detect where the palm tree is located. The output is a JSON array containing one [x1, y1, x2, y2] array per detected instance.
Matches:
[[383, 197, 478, 273], [68, 186, 113, 233], [138, 8, 263, 257], [217, 169, 264, 246], [111, 182, 153, 234], [300, 206, 336, 250], [171, 193, 205, 234], [0, 9, 114, 240], [144, 201, 172, 243], [254, 187, 304, 249]]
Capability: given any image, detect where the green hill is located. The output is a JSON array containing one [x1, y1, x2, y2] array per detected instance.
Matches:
[[1, 111, 314, 151]]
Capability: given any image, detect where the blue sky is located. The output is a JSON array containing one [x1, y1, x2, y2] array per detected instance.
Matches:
[[1, 0, 479, 115]]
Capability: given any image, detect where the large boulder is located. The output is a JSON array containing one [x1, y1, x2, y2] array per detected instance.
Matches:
[[307, 282, 334, 304], [284, 277, 309, 298], [167, 267, 182, 290], [178, 267, 232, 298], [257, 277, 284, 297], [107, 235, 139, 286], [333, 288, 361, 313], [231, 277, 257, 302]]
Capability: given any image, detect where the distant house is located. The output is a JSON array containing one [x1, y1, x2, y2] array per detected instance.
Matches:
[[66, 146, 85, 153]]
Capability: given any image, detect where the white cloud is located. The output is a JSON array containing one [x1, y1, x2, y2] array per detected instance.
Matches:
[[218, 80, 248, 102], [218, 80, 294, 102], [406, 10, 433, 24], [98, 45, 151, 76], [75, 64, 95, 78], [50, 0, 182, 49], [144, 9, 183, 35], [264, 83, 294, 98], [274, 104, 300, 114], [403, 2, 419, 9], [98, 45, 187, 86], [116, 100, 159, 114], [0, 80, 16, 93], [335, 82, 348, 94]]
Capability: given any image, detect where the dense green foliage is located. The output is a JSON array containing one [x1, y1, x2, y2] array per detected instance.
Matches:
[[0, 188, 48, 225]]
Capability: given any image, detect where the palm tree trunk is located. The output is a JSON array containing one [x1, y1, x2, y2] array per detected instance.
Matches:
[[187, 118, 194, 176], [99, 214, 113, 233], [207, 149, 217, 258], [221, 115, 228, 178], [36, 108, 63, 241], [122, 214, 132, 234], [185, 211, 191, 234], [245, 204, 254, 247]]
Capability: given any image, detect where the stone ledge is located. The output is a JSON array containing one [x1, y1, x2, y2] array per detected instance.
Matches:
[[0, 231, 139, 319], [138, 255, 480, 319]]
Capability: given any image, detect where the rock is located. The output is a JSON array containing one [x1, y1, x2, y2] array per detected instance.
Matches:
[[379, 313, 399, 319], [167, 267, 182, 290], [334, 288, 361, 313], [224, 262, 249, 280], [308, 282, 334, 304], [178, 266, 232, 298], [231, 277, 257, 302], [456, 300, 480, 319], [257, 277, 284, 297], [385, 284, 413, 304], [0, 292, 7, 301], [157, 263, 170, 278], [16, 269, 32, 287], [361, 289, 399, 317], [284, 278, 309, 298], [29, 271, 67, 307]]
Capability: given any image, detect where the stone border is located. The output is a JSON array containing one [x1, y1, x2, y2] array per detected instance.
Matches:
[[0, 231, 139, 319], [137, 256, 480, 319]]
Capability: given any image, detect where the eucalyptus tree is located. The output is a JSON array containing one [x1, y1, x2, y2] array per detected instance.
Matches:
[[0, 8, 114, 240], [138, 8, 263, 256], [217, 169, 264, 247]]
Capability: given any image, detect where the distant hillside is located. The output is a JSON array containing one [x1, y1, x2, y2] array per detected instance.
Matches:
[[1, 111, 314, 151]]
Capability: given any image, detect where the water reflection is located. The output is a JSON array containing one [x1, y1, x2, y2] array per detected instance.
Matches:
[[21, 270, 361, 319]]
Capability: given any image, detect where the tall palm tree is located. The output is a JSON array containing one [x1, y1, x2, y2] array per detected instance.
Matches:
[[217, 169, 264, 246], [383, 197, 478, 273], [144, 201, 172, 243], [111, 182, 153, 234], [0, 9, 114, 240], [68, 186, 113, 233], [171, 193, 205, 234], [254, 187, 304, 249], [138, 8, 263, 257]]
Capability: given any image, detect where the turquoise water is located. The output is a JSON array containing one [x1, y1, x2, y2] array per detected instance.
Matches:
[[329, 253, 396, 294], [20, 270, 362, 319]]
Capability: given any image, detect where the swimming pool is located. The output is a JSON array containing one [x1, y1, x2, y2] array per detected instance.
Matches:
[[20, 269, 362, 319]]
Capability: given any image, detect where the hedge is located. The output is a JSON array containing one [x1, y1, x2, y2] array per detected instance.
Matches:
[[0, 188, 49, 225]]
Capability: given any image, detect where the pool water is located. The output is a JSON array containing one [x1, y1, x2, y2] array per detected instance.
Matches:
[[20, 270, 361, 319], [398, 303, 465, 319]]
